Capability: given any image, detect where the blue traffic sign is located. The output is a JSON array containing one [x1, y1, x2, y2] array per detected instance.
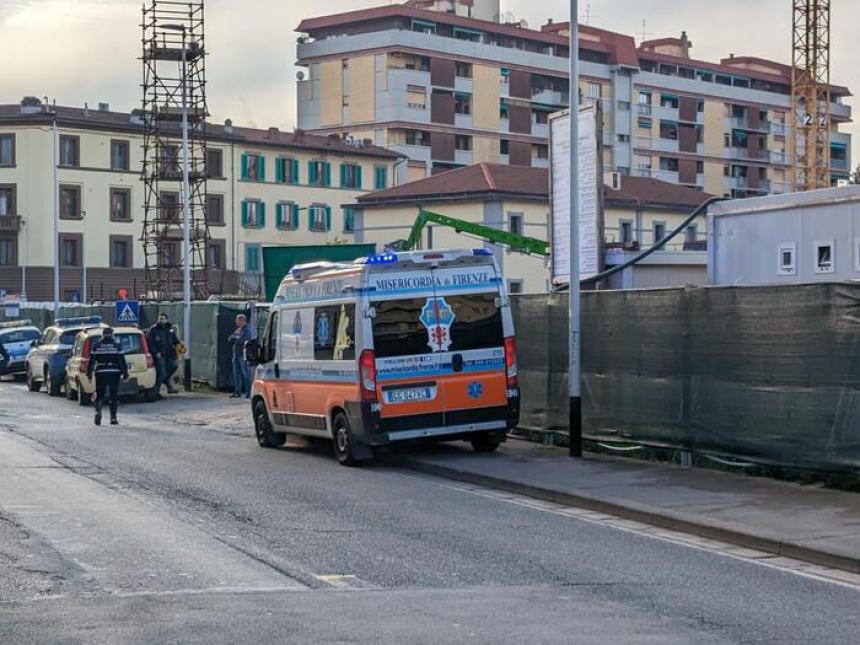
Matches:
[[115, 300, 140, 325]]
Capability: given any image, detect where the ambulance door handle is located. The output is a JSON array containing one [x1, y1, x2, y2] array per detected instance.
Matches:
[[452, 354, 464, 373]]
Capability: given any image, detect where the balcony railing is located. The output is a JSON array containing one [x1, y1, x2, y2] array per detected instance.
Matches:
[[0, 214, 22, 232]]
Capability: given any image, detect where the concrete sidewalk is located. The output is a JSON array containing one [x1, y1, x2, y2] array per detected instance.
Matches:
[[393, 439, 860, 574]]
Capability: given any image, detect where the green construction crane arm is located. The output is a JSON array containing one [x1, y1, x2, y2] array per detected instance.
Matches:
[[393, 209, 550, 256]]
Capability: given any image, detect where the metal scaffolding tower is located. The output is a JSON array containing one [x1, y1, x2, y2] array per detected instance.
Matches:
[[141, 0, 209, 300], [791, 0, 831, 192]]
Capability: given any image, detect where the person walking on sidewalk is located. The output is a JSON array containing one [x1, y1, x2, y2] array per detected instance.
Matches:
[[86, 327, 129, 426], [148, 313, 180, 396], [228, 314, 252, 398]]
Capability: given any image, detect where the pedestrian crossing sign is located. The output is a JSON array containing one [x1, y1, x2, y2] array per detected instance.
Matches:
[[115, 300, 140, 325]]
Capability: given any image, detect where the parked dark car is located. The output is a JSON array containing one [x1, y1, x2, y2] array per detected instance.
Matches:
[[26, 316, 105, 396]]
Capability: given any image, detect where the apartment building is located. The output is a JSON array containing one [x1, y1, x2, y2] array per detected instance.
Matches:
[[294, 3, 852, 195], [0, 98, 400, 302]]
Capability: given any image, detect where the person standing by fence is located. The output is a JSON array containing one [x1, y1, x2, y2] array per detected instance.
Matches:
[[147, 313, 180, 396], [86, 327, 129, 426], [228, 314, 252, 398]]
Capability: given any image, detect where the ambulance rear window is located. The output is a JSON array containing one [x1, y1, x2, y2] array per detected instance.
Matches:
[[372, 294, 503, 358]]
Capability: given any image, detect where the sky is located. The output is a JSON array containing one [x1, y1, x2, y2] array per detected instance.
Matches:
[[1, 0, 857, 161]]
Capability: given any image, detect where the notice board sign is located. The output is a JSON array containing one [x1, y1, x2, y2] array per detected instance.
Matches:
[[549, 105, 602, 284]]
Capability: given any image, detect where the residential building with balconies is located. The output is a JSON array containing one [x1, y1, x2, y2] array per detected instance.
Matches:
[[294, 3, 852, 197]]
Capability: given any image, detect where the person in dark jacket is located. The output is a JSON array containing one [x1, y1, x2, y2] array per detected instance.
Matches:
[[228, 314, 252, 398], [86, 327, 129, 426], [147, 313, 180, 395]]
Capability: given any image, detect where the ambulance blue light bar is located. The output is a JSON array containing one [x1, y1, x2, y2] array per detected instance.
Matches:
[[0, 319, 33, 330], [362, 252, 398, 265], [55, 316, 102, 327], [472, 248, 493, 256]]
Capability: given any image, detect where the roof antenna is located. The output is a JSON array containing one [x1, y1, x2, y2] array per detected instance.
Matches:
[[639, 19, 653, 43]]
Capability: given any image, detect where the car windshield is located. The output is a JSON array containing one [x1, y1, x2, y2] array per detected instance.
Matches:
[[372, 293, 503, 358], [115, 333, 144, 355], [60, 330, 81, 345], [0, 329, 40, 344]]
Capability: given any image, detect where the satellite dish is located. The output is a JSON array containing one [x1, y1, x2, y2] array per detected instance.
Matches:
[[296, 70, 306, 81]]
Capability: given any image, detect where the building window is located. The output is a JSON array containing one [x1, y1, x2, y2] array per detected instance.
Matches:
[[637, 117, 652, 130], [340, 163, 362, 189], [276, 202, 299, 231], [159, 191, 179, 221], [276, 157, 299, 184], [0, 185, 16, 216], [309, 205, 331, 232], [205, 193, 224, 226], [455, 135, 472, 151], [0, 236, 16, 266], [507, 280, 524, 294], [660, 94, 679, 109], [406, 85, 427, 109], [59, 234, 81, 267], [241, 153, 265, 182], [242, 200, 265, 228], [659, 120, 678, 140], [814, 241, 834, 274], [374, 166, 388, 190], [778, 242, 797, 276], [500, 99, 510, 120], [534, 144, 549, 159], [59, 185, 82, 219], [653, 221, 667, 244], [617, 134, 630, 143], [110, 139, 130, 171], [59, 135, 80, 167], [500, 139, 510, 155], [343, 207, 357, 233], [685, 224, 698, 243], [620, 220, 634, 244], [659, 157, 679, 172], [207, 240, 226, 269], [455, 62, 473, 78], [206, 148, 224, 178], [109, 187, 131, 221], [454, 92, 472, 115], [110, 236, 132, 268], [308, 160, 332, 186], [586, 82, 602, 99], [158, 241, 180, 268], [0, 134, 16, 166], [158, 145, 179, 177], [245, 244, 261, 273], [534, 110, 550, 125], [509, 213, 523, 236]]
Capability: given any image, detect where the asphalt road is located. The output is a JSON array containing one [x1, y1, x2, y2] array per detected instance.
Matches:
[[0, 381, 858, 644]]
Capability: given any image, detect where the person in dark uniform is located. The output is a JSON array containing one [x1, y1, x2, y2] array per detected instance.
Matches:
[[86, 327, 129, 426], [0, 342, 8, 369], [147, 313, 180, 396]]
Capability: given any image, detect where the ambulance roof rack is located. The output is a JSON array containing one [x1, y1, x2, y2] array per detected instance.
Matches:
[[289, 261, 353, 283], [0, 319, 34, 330]]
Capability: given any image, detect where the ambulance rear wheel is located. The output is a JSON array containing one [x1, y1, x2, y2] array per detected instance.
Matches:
[[254, 400, 285, 448], [470, 432, 501, 453], [332, 412, 359, 467]]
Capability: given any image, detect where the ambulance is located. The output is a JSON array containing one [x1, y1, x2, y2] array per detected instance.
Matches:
[[249, 248, 520, 466]]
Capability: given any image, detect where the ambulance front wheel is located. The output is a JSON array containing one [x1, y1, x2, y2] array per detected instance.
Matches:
[[470, 431, 501, 453], [332, 412, 362, 467], [254, 400, 286, 449]]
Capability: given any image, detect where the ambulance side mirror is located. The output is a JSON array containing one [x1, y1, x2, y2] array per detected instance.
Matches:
[[244, 338, 260, 366]]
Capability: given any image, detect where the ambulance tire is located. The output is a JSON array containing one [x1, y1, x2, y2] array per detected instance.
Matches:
[[254, 400, 286, 448], [26, 368, 40, 392], [470, 432, 501, 453], [332, 412, 360, 467]]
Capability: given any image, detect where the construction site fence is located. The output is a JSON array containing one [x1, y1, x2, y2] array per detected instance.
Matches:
[[0, 302, 253, 390], [512, 283, 860, 474]]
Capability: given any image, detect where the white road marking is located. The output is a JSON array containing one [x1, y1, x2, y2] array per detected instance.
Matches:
[[394, 472, 860, 592]]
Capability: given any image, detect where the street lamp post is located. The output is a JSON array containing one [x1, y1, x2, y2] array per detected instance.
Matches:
[[50, 105, 59, 311], [568, 1, 583, 458], [163, 23, 193, 391]]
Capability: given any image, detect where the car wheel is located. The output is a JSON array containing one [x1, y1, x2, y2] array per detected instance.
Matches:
[[26, 367, 40, 392], [46, 368, 62, 397], [77, 380, 91, 407], [253, 400, 286, 448], [66, 377, 77, 401], [143, 387, 159, 403], [332, 412, 361, 467], [470, 432, 502, 453]]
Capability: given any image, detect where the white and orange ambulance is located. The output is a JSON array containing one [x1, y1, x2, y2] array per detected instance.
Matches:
[[249, 248, 520, 466]]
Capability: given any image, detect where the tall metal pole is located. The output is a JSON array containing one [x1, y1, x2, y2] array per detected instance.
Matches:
[[81, 213, 87, 304], [52, 111, 60, 310], [179, 26, 193, 391], [568, 1, 583, 458]]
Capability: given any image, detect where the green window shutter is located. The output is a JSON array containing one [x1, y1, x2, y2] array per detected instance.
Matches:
[[324, 206, 332, 231], [275, 203, 282, 228], [258, 156, 266, 182], [240, 154, 249, 180], [323, 162, 332, 187], [241, 200, 249, 227], [308, 208, 314, 230], [291, 204, 299, 229], [339, 164, 346, 188], [308, 161, 317, 185], [375, 166, 387, 189], [275, 158, 284, 183], [258, 202, 266, 228], [291, 159, 300, 184], [355, 165, 363, 189]]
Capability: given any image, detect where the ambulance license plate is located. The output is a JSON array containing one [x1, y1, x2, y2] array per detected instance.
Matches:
[[384, 386, 434, 404]]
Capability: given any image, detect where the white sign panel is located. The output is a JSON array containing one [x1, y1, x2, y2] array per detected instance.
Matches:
[[550, 107, 600, 284]]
